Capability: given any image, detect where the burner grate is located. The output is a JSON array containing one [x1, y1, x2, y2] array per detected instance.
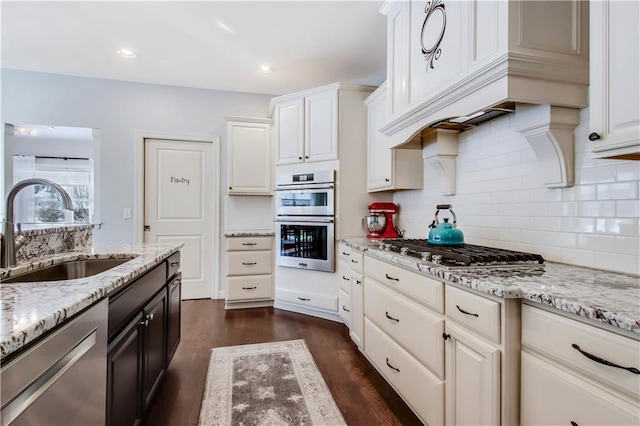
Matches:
[[382, 239, 545, 266]]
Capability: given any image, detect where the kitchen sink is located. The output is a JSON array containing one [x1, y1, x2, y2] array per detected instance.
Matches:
[[0, 258, 136, 283]]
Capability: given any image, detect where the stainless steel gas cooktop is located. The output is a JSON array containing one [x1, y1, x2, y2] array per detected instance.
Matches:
[[380, 239, 545, 269]]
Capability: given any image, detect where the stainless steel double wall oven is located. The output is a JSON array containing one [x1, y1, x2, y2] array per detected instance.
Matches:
[[274, 170, 335, 272]]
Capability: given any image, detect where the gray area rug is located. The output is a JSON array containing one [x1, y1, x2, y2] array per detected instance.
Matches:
[[198, 339, 347, 425]]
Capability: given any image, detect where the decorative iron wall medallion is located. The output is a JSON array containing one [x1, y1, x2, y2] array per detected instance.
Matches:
[[421, 0, 447, 71]]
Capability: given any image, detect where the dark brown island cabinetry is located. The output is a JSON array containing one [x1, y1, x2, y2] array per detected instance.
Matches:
[[106, 251, 181, 426]]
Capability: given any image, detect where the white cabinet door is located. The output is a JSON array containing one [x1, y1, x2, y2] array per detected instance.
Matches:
[[590, 0, 640, 159], [304, 88, 339, 162], [444, 323, 500, 426], [521, 352, 640, 426], [227, 120, 272, 195], [275, 99, 304, 165], [367, 86, 394, 191], [349, 273, 364, 349]]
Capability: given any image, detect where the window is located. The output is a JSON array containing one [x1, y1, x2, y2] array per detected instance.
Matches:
[[12, 156, 94, 225]]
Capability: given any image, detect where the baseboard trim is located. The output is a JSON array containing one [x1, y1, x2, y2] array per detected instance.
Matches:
[[274, 300, 343, 323], [225, 300, 274, 310]]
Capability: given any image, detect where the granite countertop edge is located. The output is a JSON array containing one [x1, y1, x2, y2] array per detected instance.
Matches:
[[0, 243, 183, 360], [340, 237, 640, 336]]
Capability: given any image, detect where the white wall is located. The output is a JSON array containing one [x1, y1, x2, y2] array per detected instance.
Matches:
[[394, 108, 640, 275], [2, 69, 274, 245]]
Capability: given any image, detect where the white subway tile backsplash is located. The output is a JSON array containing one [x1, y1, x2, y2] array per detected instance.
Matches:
[[614, 236, 639, 256], [559, 248, 596, 268], [562, 217, 596, 233], [545, 232, 578, 248], [616, 200, 640, 217], [594, 252, 638, 275], [395, 108, 640, 274], [615, 162, 640, 181], [577, 234, 615, 252], [547, 202, 578, 217], [597, 182, 638, 200], [595, 218, 639, 236], [578, 201, 616, 217]]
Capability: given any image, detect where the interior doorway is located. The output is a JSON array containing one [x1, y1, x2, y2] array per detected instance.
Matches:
[[143, 137, 218, 300]]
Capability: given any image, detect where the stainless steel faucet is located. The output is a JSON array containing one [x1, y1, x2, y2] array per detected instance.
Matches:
[[1, 178, 74, 268]]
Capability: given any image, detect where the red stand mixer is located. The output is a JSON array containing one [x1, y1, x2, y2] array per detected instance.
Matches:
[[363, 202, 399, 238]]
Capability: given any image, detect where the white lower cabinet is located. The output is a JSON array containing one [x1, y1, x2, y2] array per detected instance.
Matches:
[[338, 243, 365, 350], [365, 318, 445, 426], [349, 271, 364, 349], [444, 323, 500, 426], [521, 352, 639, 426], [338, 288, 351, 327], [521, 304, 640, 426], [225, 236, 274, 309]]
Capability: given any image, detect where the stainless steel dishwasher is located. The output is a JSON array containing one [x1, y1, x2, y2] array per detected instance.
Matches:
[[1, 299, 108, 426]]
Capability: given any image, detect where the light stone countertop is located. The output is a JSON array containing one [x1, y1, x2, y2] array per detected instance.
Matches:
[[341, 237, 640, 336], [0, 243, 182, 360]]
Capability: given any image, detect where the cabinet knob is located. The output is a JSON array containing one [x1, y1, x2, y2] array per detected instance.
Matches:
[[589, 132, 601, 141], [442, 333, 451, 341], [229, 186, 232, 190], [298, 156, 302, 160], [385, 178, 390, 182], [305, 156, 309, 159]]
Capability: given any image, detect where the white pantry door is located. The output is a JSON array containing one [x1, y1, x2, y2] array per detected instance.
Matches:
[[144, 138, 214, 299]]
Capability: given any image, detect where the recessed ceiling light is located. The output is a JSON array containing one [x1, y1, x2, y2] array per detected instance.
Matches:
[[117, 48, 137, 58], [258, 64, 273, 74]]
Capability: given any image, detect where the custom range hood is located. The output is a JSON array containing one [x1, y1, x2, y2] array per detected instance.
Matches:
[[380, 0, 589, 191]]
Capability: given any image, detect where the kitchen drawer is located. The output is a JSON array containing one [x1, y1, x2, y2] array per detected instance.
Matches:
[[166, 251, 180, 280], [338, 244, 352, 264], [227, 251, 273, 276], [364, 318, 444, 426], [365, 279, 444, 377], [227, 275, 273, 301], [521, 351, 639, 426], [347, 251, 364, 274], [522, 304, 640, 398], [365, 256, 443, 313], [445, 285, 500, 344], [276, 288, 337, 312], [338, 270, 351, 294], [338, 288, 351, 326], [226, 236, 272, 251]]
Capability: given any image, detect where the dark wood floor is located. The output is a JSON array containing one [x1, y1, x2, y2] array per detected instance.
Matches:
[[144, 300, 422, 426]]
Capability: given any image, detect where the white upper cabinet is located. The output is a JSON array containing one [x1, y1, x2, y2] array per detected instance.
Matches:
[[226, 117, 272, 195], [274, 99, 304, 165], [589, 0, 640, 160], [380, 0, 589, 147], [365, 83, 423, 192], [273, 87, 338, 165]]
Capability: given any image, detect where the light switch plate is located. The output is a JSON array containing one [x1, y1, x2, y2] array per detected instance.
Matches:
[[123, 208, 132, 219]]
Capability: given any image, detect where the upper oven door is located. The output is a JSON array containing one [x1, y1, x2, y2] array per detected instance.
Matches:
[[275, 184, 335, 216]]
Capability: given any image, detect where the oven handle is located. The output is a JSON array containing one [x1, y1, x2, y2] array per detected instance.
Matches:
[[274, 218, 334, 224], [275, 183, 335, 191]]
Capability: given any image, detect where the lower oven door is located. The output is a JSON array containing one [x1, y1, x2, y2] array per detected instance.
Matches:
[[275, 217, 335, 272]]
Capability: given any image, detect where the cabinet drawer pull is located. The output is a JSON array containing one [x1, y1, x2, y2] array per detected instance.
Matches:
[[342, 275, 350, 281], [571, 344, 640, 374], [242, 242, 257, 246], [351, 259, 359, 264], [385, 273, 399, 281], [242, 286, 257, 290], [456, 305, 479, 317], [442, 333, 451, 341], [385, 358, 400, 372], [342, 305, 350, 312], [170, 261, 180, 267], [141, 319, 149, 327], [297, 297, 310, 301], [342, 251, 350, 256], [242, 262, 257, 266], [355, 279, 361, 285], [571, 422, 579, 426], [385, 311, 399, 322]]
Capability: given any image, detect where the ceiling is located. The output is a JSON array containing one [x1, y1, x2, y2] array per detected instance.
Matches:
[[1, 1, 388, 96]]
